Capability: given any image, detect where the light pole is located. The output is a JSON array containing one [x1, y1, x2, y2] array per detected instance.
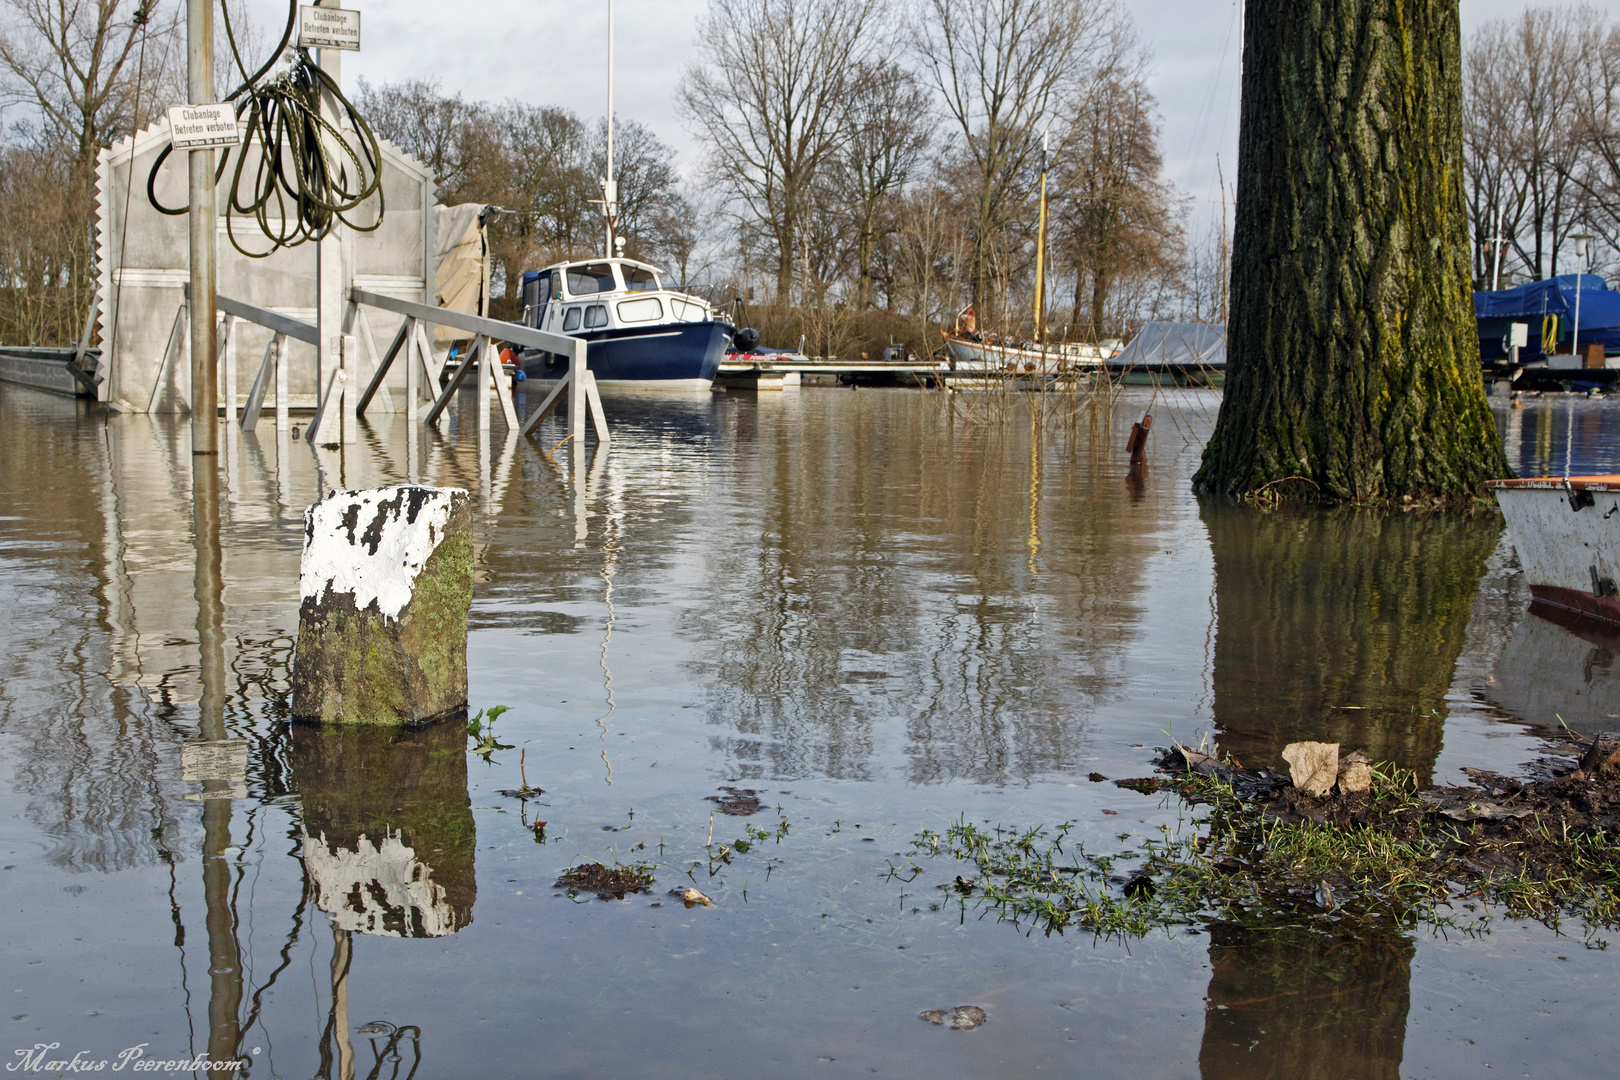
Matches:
[[1572, 234, 1592, 362]]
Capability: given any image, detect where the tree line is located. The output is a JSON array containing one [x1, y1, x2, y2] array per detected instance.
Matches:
[[6, 0, 1617, 354], [1464, 4, 1620, 287]]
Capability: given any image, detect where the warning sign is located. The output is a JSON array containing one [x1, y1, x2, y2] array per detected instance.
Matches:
[[299, 6, 361, 50], [166, 103, 241, 151]]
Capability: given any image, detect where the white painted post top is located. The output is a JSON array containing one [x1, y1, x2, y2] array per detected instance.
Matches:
[[299, 485, 468, 620]]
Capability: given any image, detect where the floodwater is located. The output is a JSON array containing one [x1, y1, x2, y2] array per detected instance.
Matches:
[[1, 381, 1618, 1078]]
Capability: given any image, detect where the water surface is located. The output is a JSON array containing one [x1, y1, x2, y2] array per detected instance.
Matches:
[[1, 382, 1617, 1078]]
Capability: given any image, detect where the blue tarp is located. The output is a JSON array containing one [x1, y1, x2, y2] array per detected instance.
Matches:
[[1474, 275, 1620, 359]]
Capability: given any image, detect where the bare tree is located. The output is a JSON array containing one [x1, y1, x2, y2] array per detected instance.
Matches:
[[679, 0, 881, 303], [911, 0, 1118, 328], [1572, 15, 1620, 267], [1462, 7, 1600, 282], [1051, 63, 1183, 340], [891, 176, 969, 343], [821, 60, 932, 309], [589, 116, 678, 259], [0, 0, 173, 167], [355, 77, 494, 200]]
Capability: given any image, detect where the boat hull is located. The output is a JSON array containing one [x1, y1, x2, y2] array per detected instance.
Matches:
[[519, 321, 732, 391], [942, 335, 1108, 372], [1491, 477, 1620, 623]]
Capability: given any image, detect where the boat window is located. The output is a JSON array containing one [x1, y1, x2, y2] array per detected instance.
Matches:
[[562, 306, 582, 332], [669, 298, 705, 321], [585, 305, 609, 329], [526, 271, 552, 309], [616, 297, 663, 323], [622, 266, 660, 292], [565, 263, 617, 296]]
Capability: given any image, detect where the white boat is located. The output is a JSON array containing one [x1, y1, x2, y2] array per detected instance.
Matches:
[[515, 259, 733, 391], [512, 0, 734, 392], [941, 333, 1116, 374], [1490, 475, 1620, 622]]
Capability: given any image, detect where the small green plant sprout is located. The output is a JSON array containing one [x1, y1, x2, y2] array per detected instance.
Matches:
[[497, 748, 544, 799], [468, 705, 513, 759]]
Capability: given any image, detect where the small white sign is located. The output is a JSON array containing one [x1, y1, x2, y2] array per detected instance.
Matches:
[[166, 103, 241, 150], [299, 5, 361, 50]]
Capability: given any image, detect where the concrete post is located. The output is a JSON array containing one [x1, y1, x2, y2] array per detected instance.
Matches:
[[290, 485, 473, 724]]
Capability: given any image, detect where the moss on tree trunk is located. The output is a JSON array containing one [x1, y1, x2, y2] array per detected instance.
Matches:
[[1193, 0, 1510, 502]]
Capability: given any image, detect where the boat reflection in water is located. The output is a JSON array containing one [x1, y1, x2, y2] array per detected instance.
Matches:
[[291, 719, 476, 938], [1484, 600, 1620, 737]]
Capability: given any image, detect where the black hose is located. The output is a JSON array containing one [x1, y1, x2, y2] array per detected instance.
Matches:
[[145, 0, 385, 258]]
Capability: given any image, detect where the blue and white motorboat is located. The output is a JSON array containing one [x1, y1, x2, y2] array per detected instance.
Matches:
[[515, 259, 734, 391]]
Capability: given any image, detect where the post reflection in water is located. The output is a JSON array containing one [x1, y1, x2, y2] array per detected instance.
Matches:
[[190, 450, 245, 1073], [1201, 500, 1501, 782], [290, 720, 477, 939], [1198, 925, 1413, 1080]]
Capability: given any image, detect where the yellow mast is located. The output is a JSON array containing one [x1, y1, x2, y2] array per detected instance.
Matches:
[[1033, 128, 1050, 344]]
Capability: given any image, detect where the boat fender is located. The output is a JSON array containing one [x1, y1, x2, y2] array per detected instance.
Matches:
[[735, 327, 760, 352]]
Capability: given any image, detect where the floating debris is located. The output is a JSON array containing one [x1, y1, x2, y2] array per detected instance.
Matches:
[[920, 1006, 986, 1030], [554, 862, 654, 900], [671, 887, 713, 908], [707, 786, 764, 815]]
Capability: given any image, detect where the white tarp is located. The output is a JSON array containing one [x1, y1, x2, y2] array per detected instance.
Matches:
[[1109, 321, 1227, 368], [433, 204, 489, 344]]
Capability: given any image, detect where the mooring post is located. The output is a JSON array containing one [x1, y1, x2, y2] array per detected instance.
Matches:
[[290, 485, 473, 724]]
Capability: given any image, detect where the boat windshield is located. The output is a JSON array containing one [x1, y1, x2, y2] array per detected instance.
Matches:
[[622, 266, 660, 292], [565, 263, 617, 296]]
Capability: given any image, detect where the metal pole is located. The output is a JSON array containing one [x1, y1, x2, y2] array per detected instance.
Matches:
[[187, 0, 217, 455], [1490, 202, 1504, 293], [316, 0, 347, 436], [603, 0, 616, 257]]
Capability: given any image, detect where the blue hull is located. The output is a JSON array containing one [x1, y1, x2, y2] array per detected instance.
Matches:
[[519, 322, 733, 387]]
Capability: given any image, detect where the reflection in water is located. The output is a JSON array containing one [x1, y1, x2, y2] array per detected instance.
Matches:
[[1486, 602, 1620, 736], [1498, 396, 1620, 478], [291, 720, 476, 938], [193, 450, 245, 1071], [677, 393, 1162, 784], [1203, 502, 1500, 782], [1199, 924, 1412, 1080], [9, 383, 1619, 1075]]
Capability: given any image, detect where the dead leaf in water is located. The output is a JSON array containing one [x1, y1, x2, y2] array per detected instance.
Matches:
[[1282, 741, 1339, 797], [920, 1006, 987, 1030]]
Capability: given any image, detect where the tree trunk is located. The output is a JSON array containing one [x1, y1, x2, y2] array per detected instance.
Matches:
[[1193, 0, 1509, 502]]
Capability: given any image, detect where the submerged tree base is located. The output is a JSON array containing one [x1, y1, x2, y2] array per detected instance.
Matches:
[[913, 737, 1620, 943]]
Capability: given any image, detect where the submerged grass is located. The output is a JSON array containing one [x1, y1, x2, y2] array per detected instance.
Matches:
[[913, 758, 1620, 943]]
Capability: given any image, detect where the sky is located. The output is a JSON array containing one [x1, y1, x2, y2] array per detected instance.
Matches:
[[257, 0, 1547, 231]]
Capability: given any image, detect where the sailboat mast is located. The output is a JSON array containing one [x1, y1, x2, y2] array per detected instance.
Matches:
[[604, 0, 616, 258], [1033, 127, 1049, 344]]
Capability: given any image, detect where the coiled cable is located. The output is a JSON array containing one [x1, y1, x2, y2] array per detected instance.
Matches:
[[146, 0, 385, 258]]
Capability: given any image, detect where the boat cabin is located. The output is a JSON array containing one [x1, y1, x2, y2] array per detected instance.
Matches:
[[520, 259, 713, 336]]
